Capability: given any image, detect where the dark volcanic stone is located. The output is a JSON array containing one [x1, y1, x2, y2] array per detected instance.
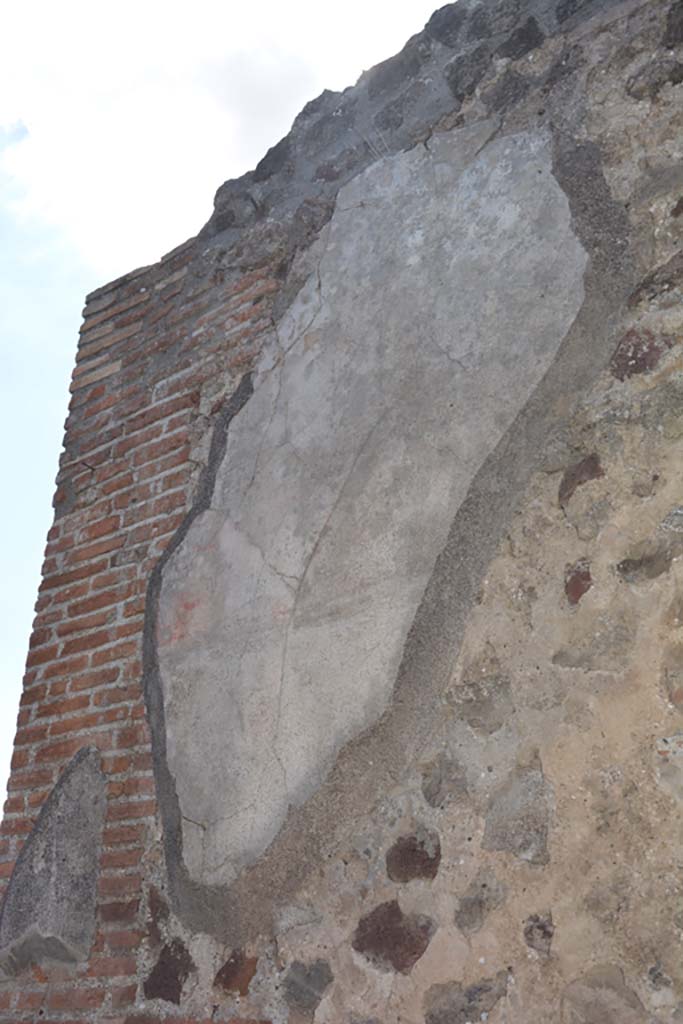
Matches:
[[283, 958, 334, 1011], [214, 948, 259, 996], [556, 0, 595, 24], [484, 69, 532, 112], [544, 44, 584, 89], [374, 96, 406, 133], [664, 0, 683, 48], [558, 453, 604, 507], [352, 900, 434, 973], [144, 939, 194, 1004], [524, 911, 555, 956], [425, 3, 470, 48], [497, 16, 545, 59], [366, 38, 431, 101], [610, 328, 672, 380], [253, 137, 292, 183], [444, 44, 491, 102], [425, 971, 509, 1024], [386, 828, 441, 882], [565, 559, 592, 605]]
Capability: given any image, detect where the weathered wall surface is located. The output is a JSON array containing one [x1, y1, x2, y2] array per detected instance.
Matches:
[[1, 0, 682, 1020]]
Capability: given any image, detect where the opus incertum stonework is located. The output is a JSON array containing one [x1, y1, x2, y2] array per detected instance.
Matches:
[[1, 0, 683, 1020]]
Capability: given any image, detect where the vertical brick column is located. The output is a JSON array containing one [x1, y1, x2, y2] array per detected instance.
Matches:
[[0, 236, 279, 1019]]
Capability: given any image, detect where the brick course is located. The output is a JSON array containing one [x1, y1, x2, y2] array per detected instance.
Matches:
[[0, 233, 279, 1019]]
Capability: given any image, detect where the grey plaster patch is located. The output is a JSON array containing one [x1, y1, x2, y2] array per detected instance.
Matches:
[[283, 958, 334, 1012], [482, 754, 552, 864], [157, 123, 587, 888], [561, 964, 648, 1023], [451, 649, 514, 734], [421, 753, 469, 808], [424, 970, 509, 1024], [454, 869, 507, 934], [0, 747, 105, 976]]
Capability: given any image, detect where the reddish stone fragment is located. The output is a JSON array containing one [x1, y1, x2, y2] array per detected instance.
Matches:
[[214, 949, 259, 996], [610, 328, 672, 381], [558, 453, 604, 507], [564, 560, 592, 605], [352, 899, 434, 973]]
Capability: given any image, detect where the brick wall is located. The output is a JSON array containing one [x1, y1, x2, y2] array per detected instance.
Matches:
[[0, 235, 279, 1020]]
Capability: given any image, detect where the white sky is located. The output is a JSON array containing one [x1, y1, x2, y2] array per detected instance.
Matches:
[[0, 1, 441, 795]]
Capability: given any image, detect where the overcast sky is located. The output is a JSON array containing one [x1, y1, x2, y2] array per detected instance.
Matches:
[[0, 1, 442, 794]]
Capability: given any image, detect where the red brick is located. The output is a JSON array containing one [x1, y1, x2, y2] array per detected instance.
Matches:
[[49, 708, 126, 738], [47, 987, 105, 1010], [133, 435, 190, 468], [81, 514, 121, 542], [69, 666, 121, 692], [101, 470, 135, 495], [69, 584, 136, 617], [3, 794, 24, 815], [107, 776, 154, 799], [29, 627, 53, 649], [20, 683, 47, 707], [116, 723, 150, 749], [94, 683, 140, 707], [100, 899, 140, 924], [36, 733, 113, 763], [98, 873, 143, 897], [69, 534, 125, 564], [102, 823, 144, 846], [60, 628, 114, 656], [112, 422, 164, 459], [16, 991, 45, 1010], [27, 788, 52, 809], [8, 767, 55, 792], [111, 981, 138, 1007], [56, 609, 112, 636], [37, 693, 91, 718], [40, 559, 108, 591], [91, 640, 139, 666], [43, 654, 90, 679], [25, 644, 59, 668], [101, 846, 144, 870], [87, 954, 137, 978], [14, 722, 49, 746], [10, 748, 30, 771], [105, 927, 144, 951], [106, 799, 155, 822], [1, 817, 33, 837]]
